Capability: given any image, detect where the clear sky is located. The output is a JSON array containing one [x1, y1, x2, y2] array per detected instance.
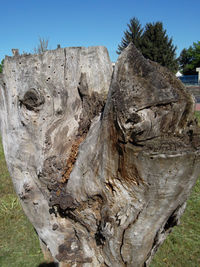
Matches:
[[0, 0, 199, 63]]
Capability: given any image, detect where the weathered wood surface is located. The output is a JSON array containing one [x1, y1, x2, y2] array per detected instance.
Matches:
[[0, 44, 200, 266]]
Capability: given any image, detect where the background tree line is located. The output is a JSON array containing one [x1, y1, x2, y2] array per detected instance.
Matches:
[[0, 60, 3, 73], [178, 41, 200, 75], [117, 17, 200, 75]]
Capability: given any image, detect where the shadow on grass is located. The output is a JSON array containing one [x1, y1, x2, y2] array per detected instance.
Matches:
[[38, 263, 58, 267]]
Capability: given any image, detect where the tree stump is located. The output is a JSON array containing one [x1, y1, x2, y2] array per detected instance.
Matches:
[[0, 44, 200, 266]]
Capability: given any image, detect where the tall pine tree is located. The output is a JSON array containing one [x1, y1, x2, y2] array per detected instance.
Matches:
[[117, 19, 178, 73], [117, 17, 143, 54], [142, 22, 178, 73]]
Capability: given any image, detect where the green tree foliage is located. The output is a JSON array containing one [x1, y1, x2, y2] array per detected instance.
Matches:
[[142, 22, 178, 72], [117, 18, 178, 73], [0, 59, 4, 73], [117, 17, 143, 54], [178, 41, 200, 75]]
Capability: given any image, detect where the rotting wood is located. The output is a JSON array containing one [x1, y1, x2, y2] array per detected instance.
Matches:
[[0, 44, 200, 266]]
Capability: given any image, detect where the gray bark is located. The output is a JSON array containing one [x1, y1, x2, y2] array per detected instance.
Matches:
[[0, 44, 200, 267]]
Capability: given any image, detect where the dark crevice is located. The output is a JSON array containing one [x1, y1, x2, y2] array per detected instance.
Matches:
[[21, 120, 25, 126], [105, 182, 116, 194], [37, 263, 58, 267], [116, 142, 124, 155], [49, 207, 58, 217], [74, 227, 81, 242], [129, 134, 160, 147], [19, 89, 45, 111], [95, 222, 106, 246], [163, 208, 179, 231], [77, 86, 83, 101], [63, 48, 67, 83], [118, 139, 127, 145], [59, 207, 91, 233], [151, 231, 159, 251], [120, 228, 127, 265], [187, 129, 193, 142], [125, 113, 141, 124], [40, 237, 48, 247], [100, 104, 106, 120], [77, 72, 106, 137], [136, 100, 177, 112], [128, 140, 144, 147]]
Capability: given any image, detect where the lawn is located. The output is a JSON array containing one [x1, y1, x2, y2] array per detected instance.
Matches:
[[0, 138, 44, 267], [151, 179, 200, 267], [0, 114, 200, 266]]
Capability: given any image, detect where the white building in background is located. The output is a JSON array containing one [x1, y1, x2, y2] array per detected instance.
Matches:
[[176, 71, 182, 77]]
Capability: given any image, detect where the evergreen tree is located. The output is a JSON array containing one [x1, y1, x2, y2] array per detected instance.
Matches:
[[141, 22, 178, 73], [117, 19, 178, 73], [117, 17, 143, 54], [178, 41, 200, 75], [0, 59, 4, 73]]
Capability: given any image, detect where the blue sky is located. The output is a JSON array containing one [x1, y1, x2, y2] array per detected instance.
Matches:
[[0, 0, 199, 62]]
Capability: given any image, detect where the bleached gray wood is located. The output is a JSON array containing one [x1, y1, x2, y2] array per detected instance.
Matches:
[[0, 44, 200, 267]]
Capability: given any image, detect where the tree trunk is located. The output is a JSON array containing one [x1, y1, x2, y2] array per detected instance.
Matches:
[[0, 44, 200, 266]]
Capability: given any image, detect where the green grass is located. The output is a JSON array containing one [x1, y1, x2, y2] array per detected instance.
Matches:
[[0, 138, 44, 267], [150, 178, 200, 267], [195, 111, 200, 127], [0, 113, 200, 266]]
